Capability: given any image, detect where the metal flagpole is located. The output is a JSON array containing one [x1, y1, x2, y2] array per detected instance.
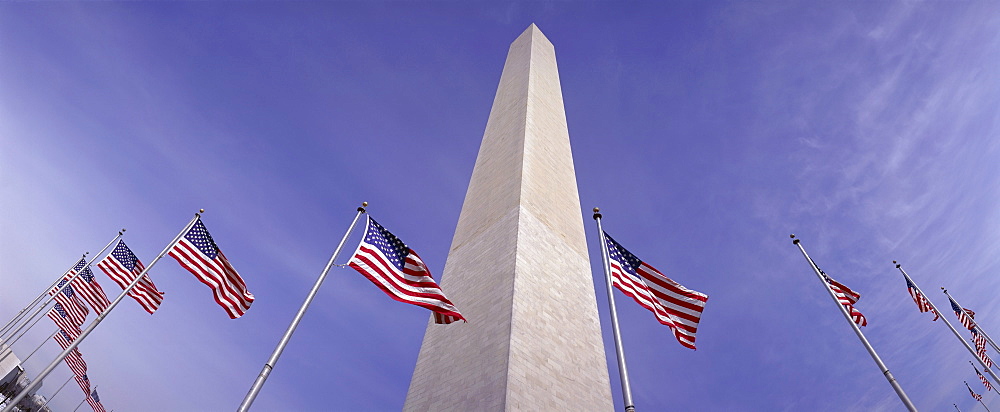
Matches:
[[593, 208, 636, 412], [0, 303, 54, 361], [38, 374, 74, 410], [0, 329, 59, 367], [790, 235, 917, 411], [894, 262, 1000, 385], [982, 400, 993, 412], [954, 403, 962, 412], [237, 203, 368, 412], [2, 214, 199, 412], [0, 253, 88, 338], [0, 230, 124, 345], [0, 304, 54, 365], [967, 381, 993, 412], [943, 289, 1000, 354], [72, 385, 97, 412]]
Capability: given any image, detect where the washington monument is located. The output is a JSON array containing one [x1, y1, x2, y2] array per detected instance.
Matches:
[[403, 25, 614, 411]]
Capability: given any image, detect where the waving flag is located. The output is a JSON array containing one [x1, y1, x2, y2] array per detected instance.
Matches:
[[168, 217, 254, 319], [65, 350, 88, 378], [950, 296, 977, 330], [75, 374, 91, 393], [348, 216, 465, 324], [821, 270, 867, 327], [98, 240, 165, 314], [47, 303, 82, 341], [967, 381, 983, 401], [905, 277, 938, 321], [49, 259, 90, 325], [975, 364, 994, 392], [72, 266, 110, 314], [972, 327, 994, 368], [87, 389, 107, 412], [603, 232, 708, 349], [53, 329, 76, 350]]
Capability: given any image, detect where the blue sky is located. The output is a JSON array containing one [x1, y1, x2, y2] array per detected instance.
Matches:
[[1, 2, 998, 411]]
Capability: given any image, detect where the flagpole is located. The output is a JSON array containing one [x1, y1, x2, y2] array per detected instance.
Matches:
[[71, 384, 97, 412], [967, 381, 993, 412], [790, 235, 917, 411], [0, 253, 88, 338], [894, 262, 1000, 385], [0, 303, 54, 365], [2, 214, 199, 412], [944, 289, 1000, 354], [954, 403, 962, 412], [2, 329, 58, 366], [0, 230, 124, 345], [38, 374, 74, 410], [593, 208, 636, 412], [237, 202, 368, 412]]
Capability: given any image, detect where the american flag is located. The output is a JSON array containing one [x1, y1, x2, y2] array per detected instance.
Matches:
[[65, 349, 88, 378], [87, 389, 107, 412], [348, 216, 465, 324], [72, 266, 110, 314], [168, 218, 254, 319], [47, 303, 82, 341], [98, 240, 165, 314], [905, 277, 938, 321], [972, 327, 994, 368], [603, 232, 708, 350], [49, 259, 90, 326], [950, 297, 976, 330], [967, 381, 983, 401], [53, 329, 76, 350], [75, 373, 91, 393], [821, 270, 867, 327], [974, 364, 994, 392]]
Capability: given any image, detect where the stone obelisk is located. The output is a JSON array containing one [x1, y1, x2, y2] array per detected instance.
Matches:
[[403, 24, 613, 411]]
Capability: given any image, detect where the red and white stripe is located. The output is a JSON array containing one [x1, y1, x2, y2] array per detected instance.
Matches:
[[49, 277, 89, 326], [959, 309, 977, 330], [907, 287, 938, 321], [74, 374, 91, 393], [969, 384, 984, 401], [87, 393, 107, 412], [47, 307, 84, 341], [826, 277, 867, 327], [98, 253, 164, 314], [53, 330, 75, 350], [973, 329, 994, 368], [977, 367, 994, 392], [72, 273, 110, 315], [607, 255, 708, 350], [349, 245, 465, 324], [169, 240, 253, 319], [65, 349, 88, 377]]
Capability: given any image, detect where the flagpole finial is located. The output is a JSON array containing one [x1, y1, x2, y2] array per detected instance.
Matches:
[[358, 202, 368, 213], [790, 234, 800, 244], [592, 207, 602, 220]]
